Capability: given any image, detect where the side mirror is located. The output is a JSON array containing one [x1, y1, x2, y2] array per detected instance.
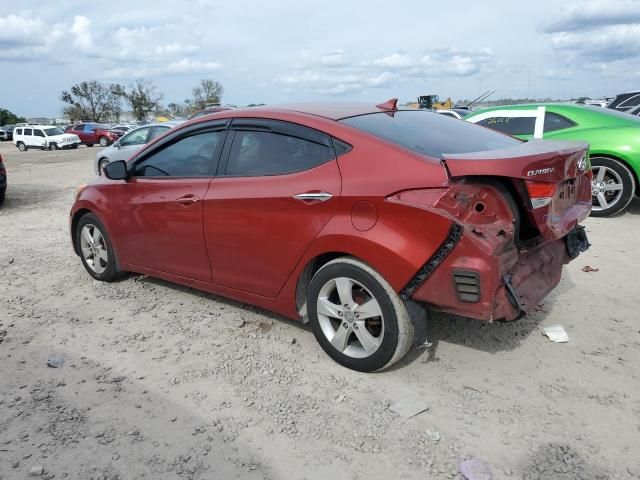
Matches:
[[104, 160, 128, 180], [114, 139, 121, 149]]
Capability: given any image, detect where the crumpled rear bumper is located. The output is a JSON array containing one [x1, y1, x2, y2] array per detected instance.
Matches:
[[410, 225, 589, 322]]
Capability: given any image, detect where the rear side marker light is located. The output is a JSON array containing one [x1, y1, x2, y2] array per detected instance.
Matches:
[[525, 181, 556, 209], [453, 270, 480, 303]]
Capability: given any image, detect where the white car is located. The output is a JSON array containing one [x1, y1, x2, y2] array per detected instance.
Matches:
[[13, 125, 81, 151]]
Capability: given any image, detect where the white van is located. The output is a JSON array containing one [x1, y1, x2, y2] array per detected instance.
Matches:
[[13, 126, 81, 151]]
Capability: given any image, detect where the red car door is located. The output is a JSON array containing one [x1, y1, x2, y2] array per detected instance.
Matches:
[[114, 127, 227, 282], [203, 119, 342, 297]]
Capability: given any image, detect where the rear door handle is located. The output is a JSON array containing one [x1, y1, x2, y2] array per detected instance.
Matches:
[[293, 192, 333, 203], [175, 195, 200, 205]]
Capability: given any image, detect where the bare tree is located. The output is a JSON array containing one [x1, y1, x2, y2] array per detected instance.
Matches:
[[126, 79, 163, 121], [192, 79, 224, 111], [61, 81, 125, 122]]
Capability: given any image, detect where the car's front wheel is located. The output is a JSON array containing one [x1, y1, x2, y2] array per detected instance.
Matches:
[[307, 257, 414, 372], [590, 157, 635, 217], [98, 158, 109, 175], [76, 213, 122, 281], [49, 143, 59, 150]]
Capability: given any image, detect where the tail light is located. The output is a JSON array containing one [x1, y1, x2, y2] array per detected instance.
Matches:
[[525, 181, 556, 209]]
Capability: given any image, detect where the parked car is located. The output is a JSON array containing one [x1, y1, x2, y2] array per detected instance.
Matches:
[[188, 106, 233, 119], [0, 154, 6, 205], [607, 91, 640, 113], [0, 129, 7, 141], [2, 125, 15, 141], [465, 103, 640, 217], [65, 123, 119, 147], [71, 101, 591, 371], [436, 108, 471, 120], [95, 121, 183, 174], [13, 125, 81, 151]]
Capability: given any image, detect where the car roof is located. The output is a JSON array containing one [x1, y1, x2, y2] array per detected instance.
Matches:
[[229, 102, 400, 121], [15, 125, 57, 129]]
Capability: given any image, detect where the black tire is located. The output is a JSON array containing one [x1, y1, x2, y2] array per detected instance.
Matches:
[[71, 144, 79, 149], [17, 142, 27, 152], [49, 143, 59, 151], [307, 257, 414, 372], [86, 144, 94, 147], [0, 192, 5, 205], [75, 213, 123, 282], [99, 136, 109, 147], [590, 157, 635, 217], [98, 158, 109, 175]]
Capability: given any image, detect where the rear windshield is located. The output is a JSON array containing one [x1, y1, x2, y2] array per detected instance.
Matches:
[[341, 110, 520, 158], [44, 127, 64, 136]]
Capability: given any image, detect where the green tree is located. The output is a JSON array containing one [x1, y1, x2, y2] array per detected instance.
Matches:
[[126, 79, 163, 121], [192, 79, 223, 111], [0, 108, 26, 125], [61, 81, 125, 122]]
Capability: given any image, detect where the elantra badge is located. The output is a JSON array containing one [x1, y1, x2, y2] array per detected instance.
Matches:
[[527, 167, 555, 176]]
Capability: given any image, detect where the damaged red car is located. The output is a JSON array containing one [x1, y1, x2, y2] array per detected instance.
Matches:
[[70, 100, 591, 372]]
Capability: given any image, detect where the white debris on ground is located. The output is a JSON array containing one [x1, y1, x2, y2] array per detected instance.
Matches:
[[0, 143, 639, 479]]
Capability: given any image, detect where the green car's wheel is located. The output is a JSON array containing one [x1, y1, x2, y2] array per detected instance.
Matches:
[[590, 157, 635, 217]]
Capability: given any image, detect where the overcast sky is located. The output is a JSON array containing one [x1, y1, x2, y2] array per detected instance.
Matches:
[[2, 0, 640, 117]]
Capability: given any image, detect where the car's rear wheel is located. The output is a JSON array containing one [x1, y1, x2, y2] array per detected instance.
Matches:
[[76, 213, 122, 282], [590, 157, 635, 217], [98, 158, 109, 174], [99, 136, 109, 147], [307, 257, 414, 372], [86, 144, 94, 147], [17, 142, 27, 152]]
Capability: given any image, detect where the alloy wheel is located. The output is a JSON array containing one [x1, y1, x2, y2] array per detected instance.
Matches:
[[591, 165, 624, 212], [79, 224, 108, 274], [316, 277, 384, 359]]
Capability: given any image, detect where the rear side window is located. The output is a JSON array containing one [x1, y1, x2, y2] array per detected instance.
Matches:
[[476, 116, 536, 136], [225, 130, 334, 176], [149, 126, 170, 141], [342, 110, 519, 158], [121, 127, 150, 146], [543, 112, 576, 132], [133, 130, 225, 177]]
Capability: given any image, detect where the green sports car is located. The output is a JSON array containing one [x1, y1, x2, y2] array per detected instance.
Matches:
[[465, 103, 640, 216]]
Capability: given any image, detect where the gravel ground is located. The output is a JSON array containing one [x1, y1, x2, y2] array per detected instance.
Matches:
[[0, 141, 639, 480]]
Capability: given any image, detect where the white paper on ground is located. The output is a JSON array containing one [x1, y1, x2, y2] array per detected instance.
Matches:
[[389, 397, 430, 419], [542, 325, 569, 343]]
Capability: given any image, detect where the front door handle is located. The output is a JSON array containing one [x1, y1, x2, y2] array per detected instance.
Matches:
[[293, 192, 333, 203], [175, 195, 200, 205]]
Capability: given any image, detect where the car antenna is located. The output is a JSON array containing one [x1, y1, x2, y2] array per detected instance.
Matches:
[[463, 90, 495, 109]]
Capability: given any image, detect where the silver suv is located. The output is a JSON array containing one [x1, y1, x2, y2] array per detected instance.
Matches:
[[94, 121, 182, 175]]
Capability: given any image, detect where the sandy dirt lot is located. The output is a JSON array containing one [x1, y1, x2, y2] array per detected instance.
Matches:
[[0, 140, 639, 480]]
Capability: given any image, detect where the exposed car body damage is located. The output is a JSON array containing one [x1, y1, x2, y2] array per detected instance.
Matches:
[[390, 140, 592, 322]]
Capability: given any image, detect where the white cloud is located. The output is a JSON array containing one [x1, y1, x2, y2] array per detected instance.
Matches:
[[543, 0, 640, 33], [71, 16, 92, 52], [373, 53, 413, 68], [320, 50, 348, 67]]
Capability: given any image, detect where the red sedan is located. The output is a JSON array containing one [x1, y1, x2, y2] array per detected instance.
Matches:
[[65, 123, 120, 147], [70, 100, 591, 371]]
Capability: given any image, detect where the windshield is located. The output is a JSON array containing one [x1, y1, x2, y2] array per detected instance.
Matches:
[[341, 110, 520, 158], [44, 127, 64, 136]]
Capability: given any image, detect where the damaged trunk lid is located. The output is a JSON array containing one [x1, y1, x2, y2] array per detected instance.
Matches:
[[442, 139, 592, 241]]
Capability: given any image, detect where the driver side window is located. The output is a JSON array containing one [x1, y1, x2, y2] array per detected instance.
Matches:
[[122, 127, 150, 146], [133, 130, 225, 177]]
